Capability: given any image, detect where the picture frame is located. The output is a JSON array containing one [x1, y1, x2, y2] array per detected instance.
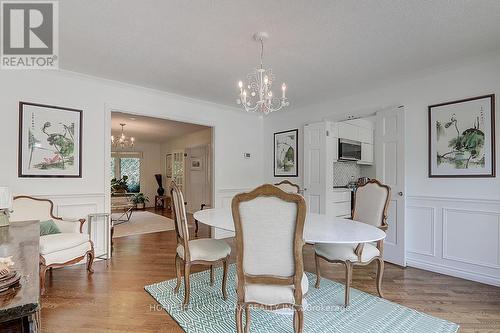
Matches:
[[19, 102, 83, 178], [166, 154, 172, 178], [428, 94, 495, 178], [274, 129, 298, 177], [190, 158, 202, 171]]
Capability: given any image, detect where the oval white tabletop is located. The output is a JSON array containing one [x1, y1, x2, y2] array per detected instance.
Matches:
[[193, 208, 386, 244]]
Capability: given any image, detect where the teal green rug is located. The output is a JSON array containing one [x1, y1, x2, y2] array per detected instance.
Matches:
[[145, 265, 459, 333]]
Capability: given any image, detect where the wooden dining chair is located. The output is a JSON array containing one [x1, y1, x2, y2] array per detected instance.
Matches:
[[313, 179, 391, 307], [170, 182, 231, 308], [232, 184, 307, 333], [274, 180, 301, 194]]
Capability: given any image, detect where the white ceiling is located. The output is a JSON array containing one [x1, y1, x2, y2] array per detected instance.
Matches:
[[111, 112, 209, 143], [61, 1, 500, 109]]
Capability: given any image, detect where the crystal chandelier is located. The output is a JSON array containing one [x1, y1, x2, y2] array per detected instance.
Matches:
[[237, 32, 289, 115], [111, 123, 135, 149]]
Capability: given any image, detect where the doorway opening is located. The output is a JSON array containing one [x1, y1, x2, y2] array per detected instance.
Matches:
[[110, 111, 213, 243]]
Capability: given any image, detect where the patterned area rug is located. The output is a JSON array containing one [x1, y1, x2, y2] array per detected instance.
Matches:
[[112, 211, 175, 238], [145, 265, 458, 333]]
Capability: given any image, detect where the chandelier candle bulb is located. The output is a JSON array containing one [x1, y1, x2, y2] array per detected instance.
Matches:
[[282, 83, 286, 98]]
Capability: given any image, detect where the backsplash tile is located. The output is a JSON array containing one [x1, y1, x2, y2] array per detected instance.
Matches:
[[333, 161, 360, 186]]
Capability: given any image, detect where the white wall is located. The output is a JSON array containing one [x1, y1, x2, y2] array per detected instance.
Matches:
[[160, 127, 212, 184], [264, 54, 500, 286], [0, 70, 264, 256], [112, 141, 162, 207]]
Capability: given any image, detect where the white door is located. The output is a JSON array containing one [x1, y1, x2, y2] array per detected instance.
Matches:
[[376, 106, 406, 266], [303, 122, 327, 214], [185, 145, 211, 213]]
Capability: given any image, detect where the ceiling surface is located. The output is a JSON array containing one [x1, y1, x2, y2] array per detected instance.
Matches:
[[111, 112, 209, 143], [61, 1, 500, 109]]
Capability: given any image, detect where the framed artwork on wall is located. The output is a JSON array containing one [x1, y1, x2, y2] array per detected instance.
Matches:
[[19, 102, 83, 178], [190, 158, 202, 171], [428, 94, 495, 178], [274, 129, 298, 177]]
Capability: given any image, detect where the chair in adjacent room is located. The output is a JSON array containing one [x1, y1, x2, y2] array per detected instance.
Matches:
[[232, 184, 307, 333], [313, 179, 391, 307], [10, 196, 94, 295], [170, 182, 230, 308]]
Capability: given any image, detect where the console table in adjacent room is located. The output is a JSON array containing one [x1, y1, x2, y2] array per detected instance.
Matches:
[[154, 195, 171, 210], [0, 221, 40, 333]]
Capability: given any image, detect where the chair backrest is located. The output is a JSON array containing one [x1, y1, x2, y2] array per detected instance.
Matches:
[[10, 196, 58, 222], [170, 182, 190, 257], [352, 179, 391, 230], [273, 180, 300, 194], [232, 184, 306, 305]]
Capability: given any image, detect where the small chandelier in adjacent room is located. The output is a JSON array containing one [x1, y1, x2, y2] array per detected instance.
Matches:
[[111, 123, 135, 149], [237, 32, 289, 115]]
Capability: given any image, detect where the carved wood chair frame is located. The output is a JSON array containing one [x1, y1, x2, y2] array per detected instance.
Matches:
[[13, 195, 94, 295], [170, 182, 229, 308], [232, 184, 307, 333], [273, 180, 301, 194], [313, 179, 391, 307]]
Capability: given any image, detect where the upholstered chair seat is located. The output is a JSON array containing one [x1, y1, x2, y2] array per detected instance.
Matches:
[[40, 233, 90, 254], [176, 239, 231, 262], [314, 243, 380, 263], [242, 274, 309, 305]]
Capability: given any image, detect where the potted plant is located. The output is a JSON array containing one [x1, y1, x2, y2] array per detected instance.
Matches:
[[111, 175, 129, 194], [132, 193, 149, 210]]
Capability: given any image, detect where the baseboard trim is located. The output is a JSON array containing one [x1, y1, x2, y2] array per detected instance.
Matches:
[[406, 258, 500, 287]]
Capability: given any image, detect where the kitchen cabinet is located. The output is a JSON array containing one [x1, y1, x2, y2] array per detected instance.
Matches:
[[337, 122, 358, 141], [332, 188, 352, 218], [358, 142, 374, 165]]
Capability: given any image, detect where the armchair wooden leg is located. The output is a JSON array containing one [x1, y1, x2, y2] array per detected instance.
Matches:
[[244, 306, 251, 333], [222, 258, 229, 300], [182, 263, 191, 308], [39, 264, 47, 295], [344, 261, 353, 308], [210, 265, 215, 286], [376, 257, 385, 298], [294, 307, 304, 333], [174, 254, 181, 293], [314, 253, 321, 288], [86, 246, 95, 274], [235, 304, 243, 333]]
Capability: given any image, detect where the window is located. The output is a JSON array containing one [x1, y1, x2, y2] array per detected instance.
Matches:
[[111, 152, 142, 193]]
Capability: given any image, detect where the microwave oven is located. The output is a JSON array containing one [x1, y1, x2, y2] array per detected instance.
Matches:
[[338, 139, 361, 161]]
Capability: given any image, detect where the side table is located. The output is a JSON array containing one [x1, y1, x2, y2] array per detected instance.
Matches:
[[87, 213, 111, 261], [154, 195, 171, 210]]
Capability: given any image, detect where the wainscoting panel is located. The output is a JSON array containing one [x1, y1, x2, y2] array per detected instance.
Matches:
[[406, 206, 435, 257], [406, 196, 500, 287], [34, 193, 107, 258], [212, 188, 250, 239]]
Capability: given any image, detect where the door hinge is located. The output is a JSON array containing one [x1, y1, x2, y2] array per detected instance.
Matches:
[[326, 130, 330, 136]]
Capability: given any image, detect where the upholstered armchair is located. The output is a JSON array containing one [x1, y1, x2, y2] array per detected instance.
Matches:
[[232, 184, 307, 333], [314, 179, 391, 307], [10, 196, 94, 295], [171, 182, 230, 308], [274, 180, 301, 194]]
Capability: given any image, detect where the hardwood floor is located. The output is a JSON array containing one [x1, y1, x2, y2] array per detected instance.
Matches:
[[40, 208, 500, 332]]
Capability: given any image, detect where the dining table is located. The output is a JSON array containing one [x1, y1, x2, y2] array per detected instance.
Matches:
[[193, 207, 386, 314], [193, 208, 386, 244]]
